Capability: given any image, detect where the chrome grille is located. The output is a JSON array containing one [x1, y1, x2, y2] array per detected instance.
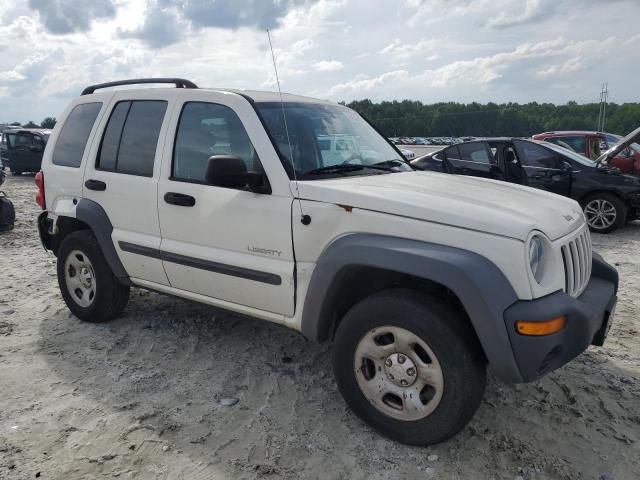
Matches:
[[561, 227, 592, 297]]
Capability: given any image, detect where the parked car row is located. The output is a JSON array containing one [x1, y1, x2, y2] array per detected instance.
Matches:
[[412, 128, 640, 233]]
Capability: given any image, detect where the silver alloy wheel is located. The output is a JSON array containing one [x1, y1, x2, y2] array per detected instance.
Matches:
[[353, 325, 444, 421], [584, 199, 617, 230], [64, 249, 96, 308]]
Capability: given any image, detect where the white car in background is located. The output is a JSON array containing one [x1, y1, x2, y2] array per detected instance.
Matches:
[[399, 148, 415, 159]]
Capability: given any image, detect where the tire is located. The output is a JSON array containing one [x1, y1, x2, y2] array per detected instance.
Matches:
[[11, 169, 21, 176], [57, 230, 129, 322], [332, 289, 486, 446], [582, 193, 626, 234]]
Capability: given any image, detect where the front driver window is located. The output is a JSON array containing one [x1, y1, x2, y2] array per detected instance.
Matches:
[[173, 102, 262, 185]]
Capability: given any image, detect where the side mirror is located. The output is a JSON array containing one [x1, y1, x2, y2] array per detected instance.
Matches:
[[204, 155, 271, 194], [561, 160, 573, 172]]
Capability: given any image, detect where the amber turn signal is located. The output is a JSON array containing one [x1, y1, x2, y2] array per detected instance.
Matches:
[[516, 316, 566, 336]]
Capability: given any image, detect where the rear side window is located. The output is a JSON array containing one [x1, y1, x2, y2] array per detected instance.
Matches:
[[457, 142, 495, 164], [515, 141, 560, 169], [444, 145, 461, 160], [97, 100, 167, 177], [53, 102, 102, 167]]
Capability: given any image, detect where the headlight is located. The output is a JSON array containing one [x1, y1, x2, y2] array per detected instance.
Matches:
[[529, 236, 544, 283]]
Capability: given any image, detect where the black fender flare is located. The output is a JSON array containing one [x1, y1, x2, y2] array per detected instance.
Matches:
[[300, 234, 524, 382], [75, 199, 130, 281]]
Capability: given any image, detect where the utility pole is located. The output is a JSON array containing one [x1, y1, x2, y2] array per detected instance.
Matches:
[[597, 82, 609, 132]]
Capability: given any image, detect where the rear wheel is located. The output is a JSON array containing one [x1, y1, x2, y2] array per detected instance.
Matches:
[[583, 193, 626, 233], [332, 289, 486, 446], [57, 230, 129, 322]]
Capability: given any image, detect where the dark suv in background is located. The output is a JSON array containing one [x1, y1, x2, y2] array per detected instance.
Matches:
[[412, 129, 640, 233], [4, 129, 51, 175]]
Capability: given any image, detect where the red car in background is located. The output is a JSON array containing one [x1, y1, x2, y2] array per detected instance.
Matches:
[[532, 130, 640, 176]]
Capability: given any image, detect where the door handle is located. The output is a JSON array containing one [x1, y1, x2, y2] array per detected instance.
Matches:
[[85, 179, 107, 191], [164, 192, 196, 207]]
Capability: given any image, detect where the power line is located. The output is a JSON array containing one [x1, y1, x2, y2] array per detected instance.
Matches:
[[597, 82, 609, 131]]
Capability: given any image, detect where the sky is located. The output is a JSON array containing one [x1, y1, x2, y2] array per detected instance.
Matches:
[[0, 0, 639, 123]]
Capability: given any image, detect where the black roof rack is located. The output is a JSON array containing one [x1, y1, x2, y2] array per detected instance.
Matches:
[[81, 78, 198, 96]]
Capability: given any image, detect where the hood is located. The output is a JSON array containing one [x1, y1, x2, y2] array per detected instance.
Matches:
[[296, 171, 584, 241], [597, 125, 640, 163]]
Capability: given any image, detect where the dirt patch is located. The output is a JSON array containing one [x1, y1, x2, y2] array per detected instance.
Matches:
[[0, 174, 638, 479]]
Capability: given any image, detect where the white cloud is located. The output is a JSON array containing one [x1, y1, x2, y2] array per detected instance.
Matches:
[[328, 70, 409, 95], [0, 0, 639, 122], [380, 38, 438, 60], [421, 37, 618, 88], [487, 0, 558, 28], [313, 60, 344, 72]]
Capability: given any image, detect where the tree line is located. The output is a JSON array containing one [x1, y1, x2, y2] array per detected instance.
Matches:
[[5, 117, 56, 129], [8, 100, 640, 138], [345, 100, 640, 138]]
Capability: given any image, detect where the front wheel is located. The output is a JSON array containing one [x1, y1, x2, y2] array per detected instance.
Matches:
[[57, 230, 129, 322], [583, 193, 626, 234], [332, 289, 486, 446]]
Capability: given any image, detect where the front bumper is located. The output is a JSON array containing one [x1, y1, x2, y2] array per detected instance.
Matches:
[[503, 252, 618, 382]]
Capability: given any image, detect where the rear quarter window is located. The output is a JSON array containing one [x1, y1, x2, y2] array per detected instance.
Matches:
[[52, 102, 103, 167]]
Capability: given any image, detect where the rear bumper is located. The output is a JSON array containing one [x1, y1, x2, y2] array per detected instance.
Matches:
[[503, 252, 618, 382], [37, 210, 53, 250]]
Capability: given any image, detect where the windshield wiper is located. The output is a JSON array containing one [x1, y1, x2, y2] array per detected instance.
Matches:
[[305, 164, 399, 176], [304, 164, 367, 176], [372, 159, 411, 169]]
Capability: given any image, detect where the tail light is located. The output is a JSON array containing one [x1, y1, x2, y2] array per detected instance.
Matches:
[[35, 170, 46, 209]]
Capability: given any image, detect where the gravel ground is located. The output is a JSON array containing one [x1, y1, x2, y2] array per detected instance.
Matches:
[[0, 174, 638, 480]]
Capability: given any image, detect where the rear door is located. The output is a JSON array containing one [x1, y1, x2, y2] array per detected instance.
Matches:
[[82, 91, 173, 285], [442, 142, 504, 179], [513, 140, 571, 196]]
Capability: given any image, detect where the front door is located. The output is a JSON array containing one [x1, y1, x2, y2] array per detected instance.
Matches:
[[157, 95, 295, 317], [513, 140, 572, 196], [82, 92, 172, 285]]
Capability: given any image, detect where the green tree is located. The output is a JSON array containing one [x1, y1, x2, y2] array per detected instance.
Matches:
[[22, 121, 39, 128], [41, 117, 56, 129]]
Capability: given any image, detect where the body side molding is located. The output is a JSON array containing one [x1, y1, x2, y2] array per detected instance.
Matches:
[[119, 241, 282, 286]]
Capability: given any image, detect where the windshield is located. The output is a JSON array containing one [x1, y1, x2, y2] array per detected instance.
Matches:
[[537, 140, 596, 167], [255, 102, 411, 179]]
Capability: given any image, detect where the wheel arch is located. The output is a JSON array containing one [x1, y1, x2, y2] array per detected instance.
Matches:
[[576, 189, 627, 205], [51, 199, 129, 282], [300, 234, 524, 382]]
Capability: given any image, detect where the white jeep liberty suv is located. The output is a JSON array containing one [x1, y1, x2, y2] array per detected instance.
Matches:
[[36, 78, 618, 446]]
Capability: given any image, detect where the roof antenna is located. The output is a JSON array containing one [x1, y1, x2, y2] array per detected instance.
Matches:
[[267, 29, 311, 226]]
